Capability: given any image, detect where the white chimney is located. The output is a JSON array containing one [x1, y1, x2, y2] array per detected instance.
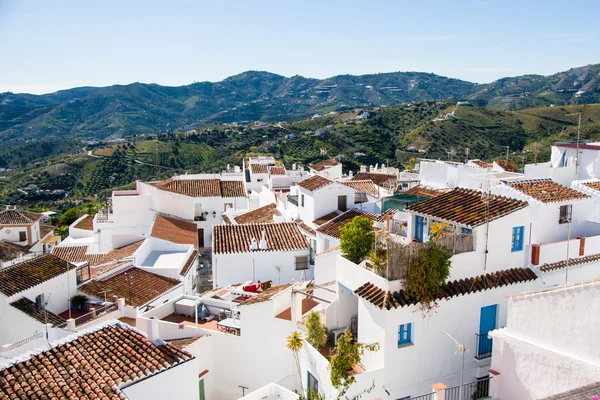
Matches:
[[147, 317, 160, 342], [259, 229, 268, 250], [234, 166, 241, 173], [369, 165, 375, 172], [299, 165, 304, 171], [360, 165, 367, 173], [349, 170, 353, 178], [249, 238, 258, 251], [292, 163, 297, 171]]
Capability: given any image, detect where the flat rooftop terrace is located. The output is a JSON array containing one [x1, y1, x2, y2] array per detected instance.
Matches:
[[141, 250, 188, 268]]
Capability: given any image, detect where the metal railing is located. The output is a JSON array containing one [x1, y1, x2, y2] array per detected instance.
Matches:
[[74, 303, 119, 327], [288, 195, 299, 206], [3, 331, 45, 351], [446, 376, 492, 400], [475, 333, 493, 359]]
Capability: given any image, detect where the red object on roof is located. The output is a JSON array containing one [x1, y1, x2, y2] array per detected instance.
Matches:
[[243, 282, 261, 292]]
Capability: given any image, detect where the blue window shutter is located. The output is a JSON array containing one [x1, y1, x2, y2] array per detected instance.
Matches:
[[407, 323, 412, 342], [511, 226, 524, 251]]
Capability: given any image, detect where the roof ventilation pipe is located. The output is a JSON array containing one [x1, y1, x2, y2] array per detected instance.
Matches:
[[259, 229, 268, 250], [249, 237, 258, 251]]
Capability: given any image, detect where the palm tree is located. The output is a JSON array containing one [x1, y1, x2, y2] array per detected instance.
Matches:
[[286, 331, 304, 394]]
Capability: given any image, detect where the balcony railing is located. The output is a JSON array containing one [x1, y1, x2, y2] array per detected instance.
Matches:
[[74, 303, 119, 327], [3, 331, 45, 351], [288, 195, 299, 206], [410, 392, 434, 400], [475, 333, 493, 360], [446, 376, 492, 400]]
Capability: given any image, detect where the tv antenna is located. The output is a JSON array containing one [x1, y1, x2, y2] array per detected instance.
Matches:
[[445, 331, 469, 400]]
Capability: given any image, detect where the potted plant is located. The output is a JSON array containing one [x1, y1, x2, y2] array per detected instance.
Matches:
[[71, 294, 88, 311]]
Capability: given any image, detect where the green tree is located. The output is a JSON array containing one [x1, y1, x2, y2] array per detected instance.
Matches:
[[340, 216, 375, 264], [305, 311, 328, 350], [286, 331, 304, 394], [329, 330, 379, 397], [406, 242, 452, 311]]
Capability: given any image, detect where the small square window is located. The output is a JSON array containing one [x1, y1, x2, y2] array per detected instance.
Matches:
[[511, 226, 524, 252], [398, 323, 412, 346], [295, 256, 309, 270], [559, 204, 572, 224]]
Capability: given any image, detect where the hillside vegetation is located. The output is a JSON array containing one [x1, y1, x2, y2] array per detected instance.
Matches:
[[2, 64, 600, 141]]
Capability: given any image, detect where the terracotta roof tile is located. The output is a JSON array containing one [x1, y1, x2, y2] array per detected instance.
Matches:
[[0, 241, 29, 262], [343, 180, 379, 197], [179, 250, 198, 276], [315, 245, 341, 257], [494, 159, 518, 172], [539, 253, 600, 272], [403, 185, 450, 199], [583, 181, 600, 192], [101, 240, 144, 263], [79, 267, 180, 307], [470, 159, 492, 169], [316, 209, 379, 239], [295, 219, 316, 236], [406, 188, 528, 228], [309, 159, 340, 171], [222, 214, 232, 224], [351, 172, 397, 189], [10, 297, 65, 326], [250, 164, 268, 174], [213, 222, 309, 254], [52, 246, 105, 265], [239, 284, 293, 306], [0, 209, 43, 225], [313, 210, 342, 226], [165, 337, 205, 350], [0, 323, 192, 399], [298, 175, 333, 191], [151, 215, 197, 247], [74, 215, 94, 231], [507, 178, 589, 203], [0, 254, 75, 297], [153, 178, 246, 198], [355, 268, 538, 310], [269, 166, 286, 175], [39, 224, 55, 238], [375, 208, 396, 223], [234, 204, 281, 224]]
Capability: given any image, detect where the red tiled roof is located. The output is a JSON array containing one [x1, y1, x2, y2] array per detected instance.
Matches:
[[154, 178, 246, 198], [151, 215, 197, 247], [403, 185, 449, 199], [39, 224, 54, 238], [343, 180, 379, 197], [213, 222, 309, 254], [298, 175, 333, 191], [269, 166, 286, 175], [234, 204, 281, 224], [539, 253, 600, 272], [10, 297, 65, 326], [309, 159, 340, 171], [0, 241, 28, 262], [315, 245, 341, 257], [180, 250, 198, 276], [470, 159, 492, 169], [313, 210, 342, 226], [52, 246, 105, 266], [316, 209, 379, 239], [355, 268, 538, 310], [583, 181, 600, 192], [0, 323, 192, 399], [507, 178, 589, 203], [222, 214, 232, 224], [494, 159, 518, 172], [0, 210, 43, 225], [406, 188, 528, 228], [239, 284, 293, 306], [101, 240, 144, 263], [295, 219, 316, 236], [74, 215, 94, 231], [0, 254, 75, 297], [375, 208, 396, 223], [250, 164, 268, 174], [351, 172, 397, 189], [79, 267, 181, 307]]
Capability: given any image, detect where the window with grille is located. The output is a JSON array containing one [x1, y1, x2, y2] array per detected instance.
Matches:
[[295, 256, 309, 270]]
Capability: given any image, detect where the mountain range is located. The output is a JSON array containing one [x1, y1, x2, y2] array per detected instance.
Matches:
[[1, 64, 600, 141]]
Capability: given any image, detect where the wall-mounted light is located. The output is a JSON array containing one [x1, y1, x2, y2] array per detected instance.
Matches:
[[213, 211, 217, 218]]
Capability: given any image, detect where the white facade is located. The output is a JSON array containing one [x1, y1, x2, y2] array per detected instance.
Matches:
[[524, 143, 600, 186], [295, 182, 355, 226], [489, 279, 600, 400], [213, 248, 313, 288]]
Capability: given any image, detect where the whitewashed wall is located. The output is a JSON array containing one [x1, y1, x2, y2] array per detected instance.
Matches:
[[121, 358, 198, 400]]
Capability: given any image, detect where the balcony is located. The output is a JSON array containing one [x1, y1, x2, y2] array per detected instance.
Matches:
[[194, 213, 207, 221], [445, 375, 492, 400], [475, 333, 493, 360]]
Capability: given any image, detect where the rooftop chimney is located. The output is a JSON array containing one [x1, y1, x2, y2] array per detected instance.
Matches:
[[292, 163, 297, 171], [259, 229, 268, 250], [360, 165, 367, 173], [349, 170, 353, 178], [249, 237, 258, 251], [369, 165, 375, 172]]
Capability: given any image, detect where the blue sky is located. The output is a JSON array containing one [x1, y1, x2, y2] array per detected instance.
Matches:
[[1, 0, 599, 94]]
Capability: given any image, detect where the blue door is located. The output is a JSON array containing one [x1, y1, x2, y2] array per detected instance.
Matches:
[[415, 216, 424, 242], [478, 304, 497, 358]]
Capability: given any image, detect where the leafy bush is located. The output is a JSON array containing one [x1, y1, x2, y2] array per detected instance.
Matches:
[[406, 242, 452, 312], [329, 330, 379, 396], [305, 311, 328, 349], [340, 216, 374, 264]]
